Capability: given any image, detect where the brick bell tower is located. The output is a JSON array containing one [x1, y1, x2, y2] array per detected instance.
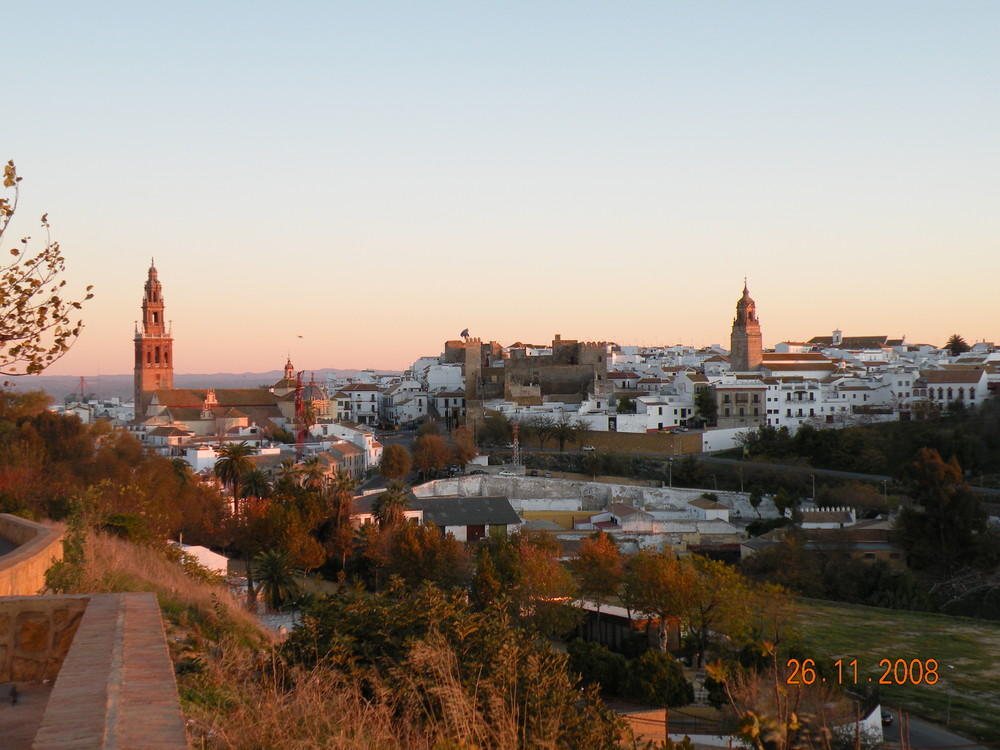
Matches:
[[134, 260, 174, 415], [730, 280, 763, 372]]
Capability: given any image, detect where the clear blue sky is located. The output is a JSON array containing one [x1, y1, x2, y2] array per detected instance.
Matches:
[[6, 2, 999, 375]]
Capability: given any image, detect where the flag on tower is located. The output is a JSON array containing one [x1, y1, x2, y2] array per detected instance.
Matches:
[[460, 328, 470, 339]]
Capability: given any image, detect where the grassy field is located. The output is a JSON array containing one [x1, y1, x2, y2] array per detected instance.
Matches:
[[793, 598, 1000, 743]]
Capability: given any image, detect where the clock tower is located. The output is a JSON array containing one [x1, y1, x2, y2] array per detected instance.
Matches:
[[730, 281, 763, 372], [134, 261, 174, 415]]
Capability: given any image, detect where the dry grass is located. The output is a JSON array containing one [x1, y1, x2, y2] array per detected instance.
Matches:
[[71, 532, 622, 749], [73, 529, 270, 647], [181, 633, 592, 750]]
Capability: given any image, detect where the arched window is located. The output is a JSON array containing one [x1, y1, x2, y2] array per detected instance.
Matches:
[[958, 387, 965, 400], [164, 350, 169, 365], [152, 312, 158, 324], [947, 388, 953, 400], [938, 388, 944, 399], [155, 346, 160, 364], [970, 387, 976, 400], [146, 350, 152, 364]]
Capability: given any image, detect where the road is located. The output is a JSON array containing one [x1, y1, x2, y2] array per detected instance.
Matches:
[[882, 711, 991, 749], [698, 454, 1000, 502]]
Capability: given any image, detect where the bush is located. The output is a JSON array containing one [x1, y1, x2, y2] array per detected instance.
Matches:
[[567, 639, 627, 694], [623, 650, 694, 707]]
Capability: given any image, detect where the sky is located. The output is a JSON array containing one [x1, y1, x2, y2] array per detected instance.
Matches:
[[5, 2, 999, 376]]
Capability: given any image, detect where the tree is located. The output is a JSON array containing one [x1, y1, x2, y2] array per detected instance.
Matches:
[[624, 551, 694, 651], [412, 432, 450, 479], [299, 454, 326, 491], [0, 161, 93, 376], [748, 489, 763, 518], [478, 411, 512, 445], [552, 413, 585, 452], [214, 441, 255, 515], [571, 531, 623, 643], [684, 556, 752, 667], [623, 650, 694, 708], [524, 414, 555, 450], [274, 457, 301, 492], [379, 443, 412, 481], [896, 448, 986, 572], [241, 468, 272, 502], [385, 522, 471, 590], [615, 396, 635, 414], [945, 333, 971, 356], [694, 386, 717, 425], [254, 549, 300, 611], [373, 481, 410, 529], [450, 425, 477, 469]]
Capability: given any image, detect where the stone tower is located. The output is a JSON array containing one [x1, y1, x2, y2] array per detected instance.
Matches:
[[729, 281, 763, 372], [134, 261, 174, 415]]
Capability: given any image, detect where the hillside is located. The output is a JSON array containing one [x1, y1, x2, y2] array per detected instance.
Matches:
[[794, 597, 1000, 742]]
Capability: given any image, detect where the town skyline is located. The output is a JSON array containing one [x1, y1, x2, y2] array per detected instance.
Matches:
[[7, 2, 999, 377]]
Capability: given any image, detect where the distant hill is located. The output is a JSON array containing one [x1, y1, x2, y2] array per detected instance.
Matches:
[[2, 368, 395, 403]]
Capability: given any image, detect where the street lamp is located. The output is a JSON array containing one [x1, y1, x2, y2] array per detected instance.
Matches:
[[668, 458, 673, 488], [882, 479, 888, 504], [739, 464, 744, 493], [811, 474, 816, 501]]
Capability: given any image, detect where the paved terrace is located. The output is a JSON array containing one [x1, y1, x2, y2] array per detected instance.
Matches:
[[0, 593, 189, 750]]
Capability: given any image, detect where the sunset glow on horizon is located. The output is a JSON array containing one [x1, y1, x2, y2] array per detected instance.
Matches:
[[6, 2, 998, 377]]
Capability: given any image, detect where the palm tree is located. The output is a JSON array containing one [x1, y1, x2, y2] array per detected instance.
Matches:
[[274, 457, 301, 492], [373, 481, 410, 529], [254, 549, 300, 611], [169, 457, 194, 486], [300, 454, 326, 491], [945, 334, 971, 356], [214, 441, 255, 515], [241, 468, 272, 504]]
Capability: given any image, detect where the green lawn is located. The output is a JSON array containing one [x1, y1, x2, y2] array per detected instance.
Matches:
[[793, 598, 1000, 742]]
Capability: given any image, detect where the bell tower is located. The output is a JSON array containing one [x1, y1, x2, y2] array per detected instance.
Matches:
[[730, 280, 763, 372], [134, 260, 174, 415]]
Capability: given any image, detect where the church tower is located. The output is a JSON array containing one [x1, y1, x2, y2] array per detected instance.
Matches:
[[134, 261, 174, 415], [730, 281, 763, 372]]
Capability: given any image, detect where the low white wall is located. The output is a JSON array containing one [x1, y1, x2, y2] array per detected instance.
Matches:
[[701, 427, 745, 452]]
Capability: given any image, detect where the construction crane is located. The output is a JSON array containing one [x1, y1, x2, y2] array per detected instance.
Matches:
[[294, 370, 306, 460]]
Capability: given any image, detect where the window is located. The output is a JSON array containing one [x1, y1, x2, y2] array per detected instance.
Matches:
[[723, 394, 731, 404]]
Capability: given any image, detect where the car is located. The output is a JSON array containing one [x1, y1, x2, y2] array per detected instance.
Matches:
[[528, 470, 538, 476], [581, 445, 595, 451], [544, 472, 552, 478], [469, 469, 487, 475], [881, 711, 893, 725], [498, 470, 516, 477]]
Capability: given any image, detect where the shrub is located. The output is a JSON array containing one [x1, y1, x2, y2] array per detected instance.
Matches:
[[623, 650, 694, 707], [567, 639, 627, 694]]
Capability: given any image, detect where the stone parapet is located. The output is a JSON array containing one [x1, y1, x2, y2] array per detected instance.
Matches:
[[0, 595, 88, 682], [31, 593, 189, 749], [0, 514, 65, 597]]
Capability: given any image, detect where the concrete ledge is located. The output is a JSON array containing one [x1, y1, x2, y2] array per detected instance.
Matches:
[[0, 515, 64, 597], [31, 593, 189, 749]]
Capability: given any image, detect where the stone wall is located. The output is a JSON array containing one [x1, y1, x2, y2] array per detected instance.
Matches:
[[0, 514, 65, 597], [0, 595, 88, 682], [575, 429, 702, 456]]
